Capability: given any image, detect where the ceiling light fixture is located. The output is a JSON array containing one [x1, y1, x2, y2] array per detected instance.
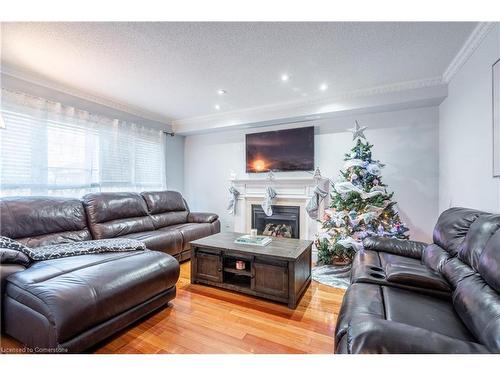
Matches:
[[281, 74, 290, 82], [217, 89, 227, 95], [214, 104, 221, 110], [319, 83, 328, 91]]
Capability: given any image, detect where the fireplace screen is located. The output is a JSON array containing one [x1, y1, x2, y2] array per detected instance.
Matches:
[[251, 204, 300, 239]]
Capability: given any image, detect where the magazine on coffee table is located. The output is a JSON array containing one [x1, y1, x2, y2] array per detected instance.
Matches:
[[234, 234, 272, 246]]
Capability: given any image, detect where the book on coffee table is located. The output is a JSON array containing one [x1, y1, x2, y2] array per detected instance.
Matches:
[[234, 234, 272, 246]]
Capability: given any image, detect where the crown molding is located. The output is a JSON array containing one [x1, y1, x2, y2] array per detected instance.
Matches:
[[443, 22, 495, 83], [5, 21, 486, 134], [0, 65, 171, 125], [172, 76, 446, 134]]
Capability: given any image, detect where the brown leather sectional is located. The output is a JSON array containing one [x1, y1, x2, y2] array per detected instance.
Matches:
[[83, 191, 220, 262], [335, 207, 500, 354], [0, 191, 220, 352]]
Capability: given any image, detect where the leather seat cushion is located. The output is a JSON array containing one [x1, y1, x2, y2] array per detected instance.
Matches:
[[149, 211, 189, 229], [160, 223, 215, 251], [335, 283, 477, 347], [382, 286, 474, 342], [5, 250, 179, 343], [120, 230, 183, 256]]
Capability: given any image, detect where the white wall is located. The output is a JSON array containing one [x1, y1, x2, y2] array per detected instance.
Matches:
[[166, 134, 185, 193], [184, 106, 439, 242], [439, 24, 500, 213]]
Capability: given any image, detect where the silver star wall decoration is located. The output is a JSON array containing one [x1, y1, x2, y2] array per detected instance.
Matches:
[[348, 121, 367, 140]]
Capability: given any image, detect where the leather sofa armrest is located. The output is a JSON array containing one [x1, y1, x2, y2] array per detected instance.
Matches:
[[188, 212, 219, 224], [1, 264, 27, 294], [0, 248, 31, 267], [362, 236, 427, 259], [343, 319, 491, 354]]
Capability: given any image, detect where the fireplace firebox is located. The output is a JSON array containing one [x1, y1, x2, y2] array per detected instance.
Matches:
[[251, 204, 300, 239]]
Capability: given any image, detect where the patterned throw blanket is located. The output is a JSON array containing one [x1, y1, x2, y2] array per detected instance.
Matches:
[[1, 236, 146, 261]]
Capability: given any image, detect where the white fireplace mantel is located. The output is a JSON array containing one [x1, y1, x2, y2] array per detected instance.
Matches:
[[230, 176, 320, 241]]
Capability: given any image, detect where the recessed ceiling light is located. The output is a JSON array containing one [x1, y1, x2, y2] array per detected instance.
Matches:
[[281, 74, 290, 82], [217, 89, 227, 95], [319, 83, 328, 91], [214, 104, 221, 110]]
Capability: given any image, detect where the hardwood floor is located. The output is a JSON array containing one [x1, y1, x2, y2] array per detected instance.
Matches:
[[0, 261, 345, 354]]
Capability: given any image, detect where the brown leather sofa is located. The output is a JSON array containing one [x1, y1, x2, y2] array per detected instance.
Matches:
[[0, 191, 218, 352], [83, 191, 220, 262], [335, 207, 500, 354]]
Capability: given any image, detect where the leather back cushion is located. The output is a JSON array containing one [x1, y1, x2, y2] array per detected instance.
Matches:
[[453, 273, 500, 351], [82, 192, 154, 239], [433, 207, 485, 256], [0, 196, 91, 247], [141, 191, 189, 229], [452, 230, 500, 351], [478, 229, 500, 293], [458, 214, 500, 271]]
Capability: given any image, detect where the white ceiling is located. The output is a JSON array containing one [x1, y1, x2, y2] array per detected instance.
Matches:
[[1, 22, 476, 123]]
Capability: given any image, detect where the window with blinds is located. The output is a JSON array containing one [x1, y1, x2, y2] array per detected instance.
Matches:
[[0, 104, 166, 198]]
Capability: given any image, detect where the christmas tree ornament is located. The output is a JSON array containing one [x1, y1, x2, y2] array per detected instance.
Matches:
[[330, 211, 346, 227], [366, 163, 381, 175], [343, 158, 365, 170]]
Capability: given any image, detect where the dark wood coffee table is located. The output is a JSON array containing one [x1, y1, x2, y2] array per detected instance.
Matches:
[[190, 232, 313, 309]]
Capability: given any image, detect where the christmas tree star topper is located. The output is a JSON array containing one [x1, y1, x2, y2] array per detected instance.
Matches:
[[348, 120, 367, 140]]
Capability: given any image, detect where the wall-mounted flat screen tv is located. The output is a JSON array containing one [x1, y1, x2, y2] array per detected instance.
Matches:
[[246, 126, 315, 173]]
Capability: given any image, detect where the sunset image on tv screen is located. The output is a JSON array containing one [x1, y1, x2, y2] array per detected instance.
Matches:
[[246, 126, 314, 173]]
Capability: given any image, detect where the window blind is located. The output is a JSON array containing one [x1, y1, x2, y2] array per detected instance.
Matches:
[[0, 90, 166, 197]]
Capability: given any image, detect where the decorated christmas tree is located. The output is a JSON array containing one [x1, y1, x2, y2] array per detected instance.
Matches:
[[316, 121, 409, 265]]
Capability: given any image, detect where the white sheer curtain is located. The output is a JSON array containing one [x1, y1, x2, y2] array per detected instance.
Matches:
[[0, 89, 166, 197]]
